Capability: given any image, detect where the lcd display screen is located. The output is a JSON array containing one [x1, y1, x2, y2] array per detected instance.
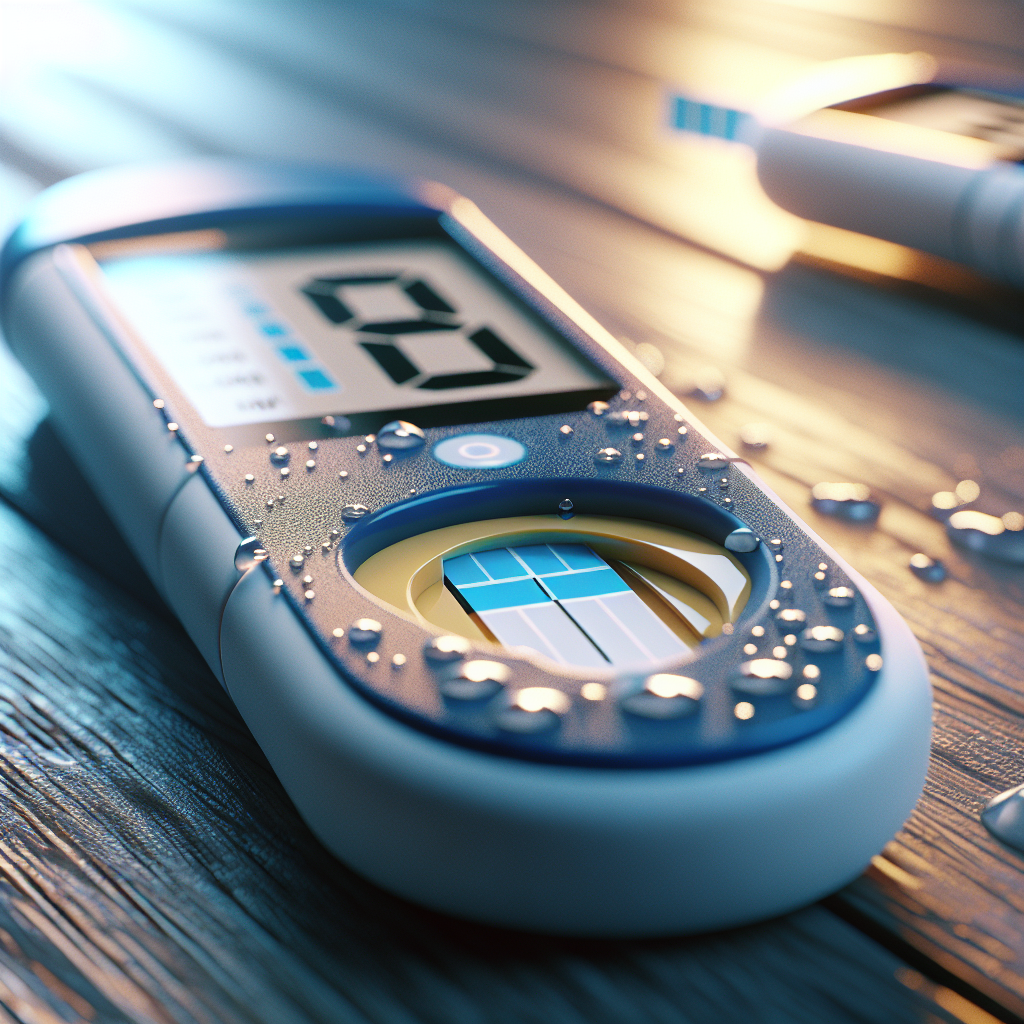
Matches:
[[98, 240, 615, 431]]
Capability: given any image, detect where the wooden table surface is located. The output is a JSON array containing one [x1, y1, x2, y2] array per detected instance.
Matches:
[[1, 2, 1024, 1021]]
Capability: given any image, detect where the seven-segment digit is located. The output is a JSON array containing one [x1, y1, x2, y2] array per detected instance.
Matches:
[[300, 273, 535, 389]]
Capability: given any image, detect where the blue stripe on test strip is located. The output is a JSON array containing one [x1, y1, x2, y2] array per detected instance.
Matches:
[[444, 542, 691, 669]]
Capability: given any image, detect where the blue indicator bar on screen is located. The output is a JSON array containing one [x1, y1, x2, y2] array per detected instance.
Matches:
[[297, 368, 337, 390]]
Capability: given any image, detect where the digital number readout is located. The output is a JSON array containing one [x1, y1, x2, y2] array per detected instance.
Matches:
[[98, 240, 611, 429]]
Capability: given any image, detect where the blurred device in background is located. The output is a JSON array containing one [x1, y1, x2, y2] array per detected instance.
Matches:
[[753, 52, 1024, 288], [9, 0, 1024, 286]]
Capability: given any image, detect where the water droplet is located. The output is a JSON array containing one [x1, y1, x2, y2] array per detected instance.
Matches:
[[751, 626, 765, 637], [677, 467, 686, 475], [308, 441, 318, 451], [768, 538, 783, 551], [306, 459, 316, 471], [813, 570, 826, 584], [365, 434, 376, 444], [272, 580, 283, 594], [801, 626, 845, 652], [339, 470, 349, 480], [304, 589, 315, 601], [341, 504, 370, 521], [223, 444, 234, 453], [253, 519, 262, 528], [852, 623, 877, 643], [697, 486, 708, 494], [775, 554, 785, 563], [265, 434, 275, 444], [655, 438, 673, 452], [824, 586, 856, 607], [366, 651, 379, 663], [635, 453, 645, 462], [802, 665, 821, 681], [724, 527, 759, 552], [722, 623, 734, 634], [677, 425, 689, 439], [153, 399, 165, 409], [588, 400, 609, 417], [332, 628, 345, 638], [382, 453, 393, 463], [775, 608, 806, 625], [793, 683, 818, 708], [497, 687, 571, 732], [392, 653, 406, 667], [779, 580, 793, 593], [439, 660, 509, 700], [865, 653, 883, 672], [810, 483, 880, 522], [301, 574, 314, 585], [631, 432, 644, 445], [270, 446, 289, 464], [698, 453, 730, 471], [739, 422, 772, 450], [619, 390, 632, 401], [721, 496, 732, 505], [349, 618, 382, 644], [356, 444, 367, 454], [581, 682, 606, 701], [244, 474, 255, 484], [621, 674, 703, 719], [784, 634, 797, 646], [981, 784, 1024, 851], [909, 552, 947, 582], [290, 554, 305, 570], [733, 659, 794, 695], [743, 643, 758, 655], [734, 702, 755, 720], [687, 368, 726, 402], [718, 477, 729, 491], [772, 646, 787, 659], [558, 498, 574, 520], [303, 545, 313, 554], [167, 422, 179, 433], [279, 467, 290, 478], [322, 414, 352, 431], [321, 541, 331, 552], [559, 424, 574, 437], [595, 447, 623, 465], [425, 635, 471, 662], [234, 537, 269, 571], [769, 599, 780, 610], [947, 510, 1024, 563], [635, 341, 665, 376], [377, 420, 426, 451]]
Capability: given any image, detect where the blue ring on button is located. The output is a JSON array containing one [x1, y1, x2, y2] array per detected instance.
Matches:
[[433, 433, 527, 470]]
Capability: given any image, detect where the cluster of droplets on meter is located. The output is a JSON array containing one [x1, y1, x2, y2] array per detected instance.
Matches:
[[97, 240, 885, 768], [138, 390, 886, 767]]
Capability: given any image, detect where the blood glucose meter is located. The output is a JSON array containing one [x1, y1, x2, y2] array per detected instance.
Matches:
[[0, 161, 931, 936], [756, 53, 1024, 286]]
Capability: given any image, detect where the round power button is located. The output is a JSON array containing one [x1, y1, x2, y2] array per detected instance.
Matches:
[[432, 434, 527, 470]]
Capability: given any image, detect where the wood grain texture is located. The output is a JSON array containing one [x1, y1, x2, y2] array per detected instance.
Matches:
[[1, 1, 1023, 1019], [0, 489, 966, 1024]]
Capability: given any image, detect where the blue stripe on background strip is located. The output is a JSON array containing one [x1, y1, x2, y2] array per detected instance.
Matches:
[[670, 94, 752, 142]]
